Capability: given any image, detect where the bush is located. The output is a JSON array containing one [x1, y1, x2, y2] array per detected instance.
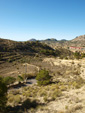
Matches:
[[36, 69, 51, 86], [3, 76, 16, 85], [74, 52, 81, 59], [0, 76, 7, 112], [81, 53, 85, 58], [17, 75, 24, 83], [21, 73, 35, 80]]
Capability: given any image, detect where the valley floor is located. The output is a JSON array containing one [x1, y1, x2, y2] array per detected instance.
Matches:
[[5, 57, 85, 113]]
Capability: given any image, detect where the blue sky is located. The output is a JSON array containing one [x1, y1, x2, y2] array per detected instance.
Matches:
[[0, 0, 85, 41]]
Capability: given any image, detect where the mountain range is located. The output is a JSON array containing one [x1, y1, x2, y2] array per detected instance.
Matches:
[[29, 35, 85, 48], [0, 35, 85, 52]]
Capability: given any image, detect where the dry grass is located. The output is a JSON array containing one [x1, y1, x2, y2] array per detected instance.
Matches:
[[5, 58, 85, 112]]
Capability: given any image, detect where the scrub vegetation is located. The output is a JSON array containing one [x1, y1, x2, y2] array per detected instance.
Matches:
[[0, 38, 85, 113]]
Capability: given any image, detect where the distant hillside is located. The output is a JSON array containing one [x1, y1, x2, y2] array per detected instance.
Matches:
[[37, 35, 85, 48], [43, 38, 57, 42], [64, 35, 85, 48], [28, 38, 67, 49], [40, 38, 68, 49], [29, 39, 37, 42], [0, 38, 59, 63], [0, 38, 56, 56], [71, 35, 85, 42], [1, 34, 84, 53], [0, 38, 74, 63]]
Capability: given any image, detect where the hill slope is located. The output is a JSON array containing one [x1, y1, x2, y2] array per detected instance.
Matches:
[[0, 38, 55, 54], [65, 35, 85, 47], [39, 35, 85, 48], [71, 35, 85, 42], [0, 38, 74, 64]]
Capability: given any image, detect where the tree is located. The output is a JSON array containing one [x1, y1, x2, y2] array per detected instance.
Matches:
[[0, 76, 7, 112], [36, 69, 51, 86]]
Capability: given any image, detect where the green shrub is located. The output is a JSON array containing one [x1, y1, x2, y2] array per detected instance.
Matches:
[[17, 75, 24, 83], [3, 76, 16, 85], [0, 76, 7, 112], [8, 94, 21, 106], [43, 96, 48, 102], [36, 69, 51, 86], [74, 52, 81, 59], [72, 77, 85, 89], [51, 89, 62, 98], [21, 73, 35, 80], [81, 53, 85, 58]]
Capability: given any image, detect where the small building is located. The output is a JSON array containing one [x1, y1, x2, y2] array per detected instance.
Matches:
[[69, 46, 85, 52]]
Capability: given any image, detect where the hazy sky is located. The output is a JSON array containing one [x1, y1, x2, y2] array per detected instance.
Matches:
[[0, 0, 85, 41]]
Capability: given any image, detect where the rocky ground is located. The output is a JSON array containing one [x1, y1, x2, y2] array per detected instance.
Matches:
[[5, 57, 85, 113]]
